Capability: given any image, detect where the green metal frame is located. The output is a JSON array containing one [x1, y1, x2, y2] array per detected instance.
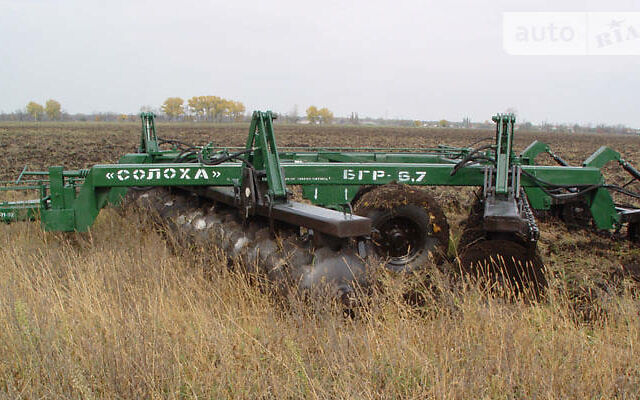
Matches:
[[493, 113, 514, 195], [139, 112, 160, 154], [244, 111, 287, 201], [0, 111, 637, 234]]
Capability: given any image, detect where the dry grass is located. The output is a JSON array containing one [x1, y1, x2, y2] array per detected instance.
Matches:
[[1, 122, 640, 398], [0, 207, 639, 398]]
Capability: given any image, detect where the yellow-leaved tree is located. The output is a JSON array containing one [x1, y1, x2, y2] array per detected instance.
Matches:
[[45, 99, 61, 120], [162, 97, 185, 120], [306, 106, 319, 124], [187, 96, 206, 120], [26, 102, 44, 121], [187, 96, 245, 121], [318, 107, 334, 124], [228, 101, 245, 122]]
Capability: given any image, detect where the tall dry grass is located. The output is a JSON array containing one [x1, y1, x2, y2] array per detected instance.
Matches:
[[0, 208, 639, 399]]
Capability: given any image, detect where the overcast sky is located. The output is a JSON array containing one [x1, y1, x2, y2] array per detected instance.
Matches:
[[1, 0, 639, 126]]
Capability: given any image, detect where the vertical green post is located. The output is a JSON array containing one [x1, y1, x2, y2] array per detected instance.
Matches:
[[139, 112, 159, 154], [41, 166, 75, 231], [48, 166, 65, 209], [244, 111, 287, 200], [493, 113, 515, 195]]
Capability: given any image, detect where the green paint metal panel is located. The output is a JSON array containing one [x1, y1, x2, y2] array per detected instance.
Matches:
[[282, 163, 485, 186], [519, 166, 603, 186], [583, 146, 621, 168], [0, 159, 611, 232], [63, 186, 76, 208], [109, 152, 153, 206], [302, 185, 362, 206], [520, 141, 549, 165], [523, 187, 551, 210], [260, 112, 287, 199], [244, 111, 287, 200], [139, 112, 159, 154], [48, 167, 66, 208], [72, 179, 110, 232], [493, 114, 514, 195], [107, 187, 128, 206], [587, 187, 620, 230], [90, 163, 243, 187], [85, 162, 605, 190], [284, 163, 604, 186], [42, 209, 75, 231]]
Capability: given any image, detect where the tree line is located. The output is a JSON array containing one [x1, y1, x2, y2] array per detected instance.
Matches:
[[1, 100, 637, 134], [22, 100, 62, 121], [160, 97, 336, 125], [2, 97, 339, 125], [161, 96, 246, 121], [305, 106, 333, 124]]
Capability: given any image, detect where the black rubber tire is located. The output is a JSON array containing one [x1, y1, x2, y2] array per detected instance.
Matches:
[[354, 184, 449, 273]]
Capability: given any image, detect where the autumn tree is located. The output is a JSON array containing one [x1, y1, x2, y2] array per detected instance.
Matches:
[[318, 107, 334, 124], [187, 96, 206, 120], [227, 101, 246, 121], [162, 97, 185, 120], [26, 102, 44, 121], [306, 106, 319, 124], [211, 96, 227, 121], [188, 96, 219, 121], [187, 96, 245, 121], [45, 99, 61, 120]]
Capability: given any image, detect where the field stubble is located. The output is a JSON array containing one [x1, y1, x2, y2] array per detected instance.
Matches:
[[0, 122, 639, 398]]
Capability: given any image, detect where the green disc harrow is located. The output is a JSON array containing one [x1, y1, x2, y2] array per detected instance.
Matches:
[[2, 111, 639, 296]]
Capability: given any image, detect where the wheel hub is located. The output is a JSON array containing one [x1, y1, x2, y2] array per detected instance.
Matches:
[[373, 216, 427, 262]]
